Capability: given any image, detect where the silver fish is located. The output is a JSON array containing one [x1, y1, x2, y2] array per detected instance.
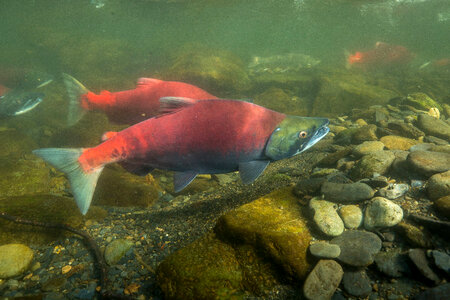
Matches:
[[0, 89, 44, 116]]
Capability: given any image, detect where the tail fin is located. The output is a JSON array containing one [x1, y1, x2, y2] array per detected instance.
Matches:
[[62, 73, 89, 126], [33, 148, 104, 215]]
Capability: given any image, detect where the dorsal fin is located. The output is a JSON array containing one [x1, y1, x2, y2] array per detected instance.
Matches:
[[137, 78, 163, 87], [101, 131, 118, 142], [158, 97, 198, 115]]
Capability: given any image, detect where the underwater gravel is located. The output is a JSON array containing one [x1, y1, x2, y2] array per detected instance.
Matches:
[[0, 152, 324, 299]]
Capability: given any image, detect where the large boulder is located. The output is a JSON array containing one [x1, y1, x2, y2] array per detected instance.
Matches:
[[312, 73, 398, 117], [254, 87, 309, 116], [215, 187, 312, 280], [0, 194, 106, 245], [163, 45, 251, 95]]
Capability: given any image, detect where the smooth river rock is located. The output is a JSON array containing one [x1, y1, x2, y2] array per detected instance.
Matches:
[[309, 241, 341, 259], [349, 150, 396, 180], [407, 151, 450, 177], [331, 230, 382, 267], [309, 198, 344, 236], [427, 170, 450, 200], [364, 197, 403, 230], [416, 113, 450, 140], [339, 205, 363, 229], [321, 181, 374, 203], [303, 260, 343, 300], [0, 244, 34, 279]]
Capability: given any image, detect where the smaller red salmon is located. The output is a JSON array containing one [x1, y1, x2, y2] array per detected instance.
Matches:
[[348, 42, 415, 71], [63, 74, 217, 125]]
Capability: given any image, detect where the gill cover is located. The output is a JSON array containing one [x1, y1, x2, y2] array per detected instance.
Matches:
[[265, 116, 329, 161]]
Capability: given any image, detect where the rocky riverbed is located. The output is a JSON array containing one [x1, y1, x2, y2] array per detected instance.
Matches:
[[1, 92, 449, 299]]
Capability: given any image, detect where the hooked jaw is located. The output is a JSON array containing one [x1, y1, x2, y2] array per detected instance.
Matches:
[[265, 116, 329, 161]]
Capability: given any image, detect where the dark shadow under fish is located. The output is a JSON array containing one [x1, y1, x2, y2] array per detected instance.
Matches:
[[0, 89, 45, 116]]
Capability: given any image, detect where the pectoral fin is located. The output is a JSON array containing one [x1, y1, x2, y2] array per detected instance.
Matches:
[[239, 160, 270, 184], [173, 171, 198, 192]]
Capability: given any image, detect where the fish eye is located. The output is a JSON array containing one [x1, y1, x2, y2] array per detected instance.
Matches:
[[299, 131, 308, 138]]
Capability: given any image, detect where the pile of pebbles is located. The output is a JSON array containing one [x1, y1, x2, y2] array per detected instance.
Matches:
[[296, 98, 450, 299]]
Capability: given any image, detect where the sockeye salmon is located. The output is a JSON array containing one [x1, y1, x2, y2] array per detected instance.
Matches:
[[63, 74, 217, 125], [347, 42, 414, 71], [33, 97, 329, 215]]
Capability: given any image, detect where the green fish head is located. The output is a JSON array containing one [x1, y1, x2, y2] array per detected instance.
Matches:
[[265, 116, 329, 161]]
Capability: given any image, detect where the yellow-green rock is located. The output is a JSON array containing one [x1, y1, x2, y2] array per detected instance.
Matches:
[[157, 232, 245, 299], [164, 44, 251, 94], [0, 194, 107, 245], [93, 165, 163, 208], [0, 244, 34, 279], [404, 93, 442, 111], [254, 87, 308, 116], [215, 187, 312, 280], [380, 135, 420, 151]]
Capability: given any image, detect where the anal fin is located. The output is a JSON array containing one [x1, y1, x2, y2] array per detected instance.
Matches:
[[173, 171, 198, 192], [239, 160, 270, 184]]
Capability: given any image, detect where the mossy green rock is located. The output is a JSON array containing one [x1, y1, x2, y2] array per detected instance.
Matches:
[[254, 87, 308, 116], [349, 150, 396, 180], [104, 239, 134, 266], [312, 74, 398, 117], [93, 165, 163, 208], [404, 93, 442, 111], [49, 112, 121, 148], [0, 156, 61, 197], [0, 129, 37, 158], [157, 232, 245, 299], [0, 244, 34, 279], [164, 45, 251, 94], [215, 187, 312, 280], [0, 194, 107, 246]]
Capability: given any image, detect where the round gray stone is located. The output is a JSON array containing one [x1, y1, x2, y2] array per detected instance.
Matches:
[[339, 205, 363, 229], [303, 260, 343, 300], [364, 197, 403, 230], [342, 270, 372, 297], [331, 230, 382, 267], [309, 241, 341, 259], [321, 181, 374, 203]]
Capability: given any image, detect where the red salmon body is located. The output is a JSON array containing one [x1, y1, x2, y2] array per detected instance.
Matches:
[[79, 99, 286, 173], [34, 98, 330, 214], [80, 78, 217, 124], [348, 42, 414, 71]]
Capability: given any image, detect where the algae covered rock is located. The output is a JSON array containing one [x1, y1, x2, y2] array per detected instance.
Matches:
[[0, 156, 61, 197], [164, 45, 251, 94], [404, 93, 442, 111], [380, 135, 420, 151], [0, 244, 34, 279], [48, 112, 120, 148], [215, 187, 312, 280], [0, 129, 37, 158], [312, 73, 398, 117], [104, 239, 134, 266], [93, 165, 163, 208], [0, 194, 107, 245], [157, 232, 245, 299], [254, 87, 308, 116], [349, 150, 396, 180]]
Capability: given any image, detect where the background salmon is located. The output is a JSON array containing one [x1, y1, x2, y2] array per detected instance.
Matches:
[[63, 74, 217, 126], [348, 42, 415, 71], [33, 97, 329, 215]]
